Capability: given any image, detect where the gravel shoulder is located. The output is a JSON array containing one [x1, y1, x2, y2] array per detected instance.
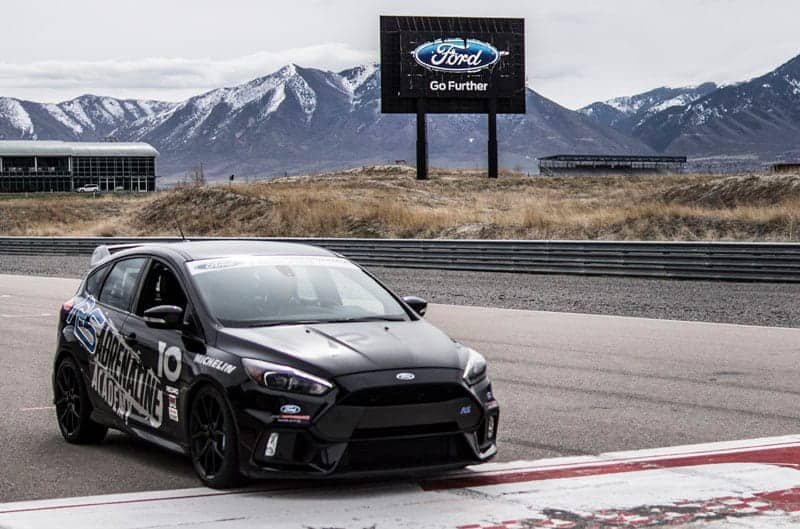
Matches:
[[1, 253, 797, 328]]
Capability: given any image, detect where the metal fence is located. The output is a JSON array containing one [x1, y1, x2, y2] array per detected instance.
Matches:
[[1, 236, 799, 282]]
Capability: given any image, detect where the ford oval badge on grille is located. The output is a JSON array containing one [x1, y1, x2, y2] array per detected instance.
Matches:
[[412, 38, 505, 73], [396, 372, 416, 381], [280, 404, 301, 414]]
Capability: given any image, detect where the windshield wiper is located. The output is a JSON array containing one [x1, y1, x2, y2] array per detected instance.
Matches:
[[244, 320, 328, 328], [243, 316, 406, 328], [336, 316, 407, 323]]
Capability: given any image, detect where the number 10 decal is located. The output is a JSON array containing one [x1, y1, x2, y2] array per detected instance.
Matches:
[[157, 341, 182, 383]]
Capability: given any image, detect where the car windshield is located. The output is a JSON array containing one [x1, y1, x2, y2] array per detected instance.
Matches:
[[186, 255, 411, 327]]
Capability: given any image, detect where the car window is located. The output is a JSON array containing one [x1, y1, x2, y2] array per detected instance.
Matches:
[[85, 265, 109, 297], [136, 261, 188, 315], [98, 257, 147, 312], [187, 255, 409, 327], [329, 268, 385, 314]]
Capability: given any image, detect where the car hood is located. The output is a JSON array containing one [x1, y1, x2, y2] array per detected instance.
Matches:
[[216, 319, 463, 378]]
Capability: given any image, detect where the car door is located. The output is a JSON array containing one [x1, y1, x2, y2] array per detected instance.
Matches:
[[123, 258, 203, 442], [83, 256, 148, 424]]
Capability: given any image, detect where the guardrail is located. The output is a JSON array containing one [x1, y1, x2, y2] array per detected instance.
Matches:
[[1, 236, 799, 282]]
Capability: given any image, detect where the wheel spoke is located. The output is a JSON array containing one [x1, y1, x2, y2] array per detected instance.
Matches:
[[212, 442, 224, 460], [203, 397, 214, 424], [204, 446, 214, 474], [196, 439, 211, 459], [191, 409, 204, 428], [68, 410, 78, 432], [56, 375, 69, 394]]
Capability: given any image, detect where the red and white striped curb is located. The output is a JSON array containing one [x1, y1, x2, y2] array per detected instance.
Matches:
[[457, 488, 800, 529]]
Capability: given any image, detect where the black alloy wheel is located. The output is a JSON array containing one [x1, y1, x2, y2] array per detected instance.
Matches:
[[54, 357, 107, 443], [189, 386, 242, 488]]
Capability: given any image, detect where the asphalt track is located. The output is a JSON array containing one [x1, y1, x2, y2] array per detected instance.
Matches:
[[1, 273, 800, 505]]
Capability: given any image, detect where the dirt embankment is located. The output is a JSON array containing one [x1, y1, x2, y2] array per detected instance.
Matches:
[[1, 167, 799, 241], [662, 174, 800, 207]]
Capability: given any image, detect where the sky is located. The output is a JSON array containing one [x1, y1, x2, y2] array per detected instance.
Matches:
[[1, 0, 798, 109]]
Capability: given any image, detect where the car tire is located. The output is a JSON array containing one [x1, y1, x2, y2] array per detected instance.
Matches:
[[54, 357, 108, 444], [188, 385, 244, 489]]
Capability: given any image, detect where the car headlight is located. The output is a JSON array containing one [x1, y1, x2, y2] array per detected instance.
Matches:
[[241, 358, 333, 396], [460, 345, 487, 385]]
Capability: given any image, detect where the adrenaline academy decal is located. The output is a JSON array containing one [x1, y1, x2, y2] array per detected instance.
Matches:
[[67, 296, 182, 428]]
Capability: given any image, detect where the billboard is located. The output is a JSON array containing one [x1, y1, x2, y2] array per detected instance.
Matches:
[[380, 16, 526, 114]]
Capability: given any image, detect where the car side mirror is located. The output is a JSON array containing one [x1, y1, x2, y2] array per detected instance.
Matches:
[[402, 296, 428, 317], [143, 305, 184, 329]]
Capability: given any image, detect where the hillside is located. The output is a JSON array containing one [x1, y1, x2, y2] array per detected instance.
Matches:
[[1, 168, 798, 241]]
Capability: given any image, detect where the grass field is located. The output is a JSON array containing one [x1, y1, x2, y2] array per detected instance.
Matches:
[[1, 166, 799, 241]]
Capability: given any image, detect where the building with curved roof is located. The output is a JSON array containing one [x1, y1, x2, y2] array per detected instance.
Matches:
[[0, 140, 158, 193]]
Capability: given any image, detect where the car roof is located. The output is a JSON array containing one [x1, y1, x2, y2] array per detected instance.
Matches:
[[109, 240, 338, 263]]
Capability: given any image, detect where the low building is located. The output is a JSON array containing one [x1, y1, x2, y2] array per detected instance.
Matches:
[[771, 162, 800, 174], [538, 154, 687, 176], [0, 140, 158, 193]]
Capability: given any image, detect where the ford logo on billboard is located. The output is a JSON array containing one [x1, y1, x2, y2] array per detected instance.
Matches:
[[412, 38, 506, 73]]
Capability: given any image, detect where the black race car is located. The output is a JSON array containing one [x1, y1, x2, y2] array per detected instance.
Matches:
[[53, 241, 498, 487]]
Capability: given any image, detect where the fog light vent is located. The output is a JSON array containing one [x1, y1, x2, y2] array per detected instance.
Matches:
[[486, 416, 496, 440], [265, 432, 280, 457]]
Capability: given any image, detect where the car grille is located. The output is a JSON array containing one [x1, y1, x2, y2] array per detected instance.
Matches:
[[341, 383, 469, 407], [351, 421, 460, 440], [338, 434, 471, 471]]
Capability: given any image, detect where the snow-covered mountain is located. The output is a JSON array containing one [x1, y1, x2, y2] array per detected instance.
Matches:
[[633, 54, 800, 163], [0, 63, 651, 178], [133, 64, 653, 177], [5, 52, 800, 176], [579, 83, 718, 133], [0, 95, 175, 141]]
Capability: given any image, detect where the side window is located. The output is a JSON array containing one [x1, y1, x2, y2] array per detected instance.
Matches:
[[98, 258, 147, 312], [85, 265, 109, 297], [136, 261, 188, 315]]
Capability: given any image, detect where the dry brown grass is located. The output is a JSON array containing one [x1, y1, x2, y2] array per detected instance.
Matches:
[[2, 167, 800, 241]]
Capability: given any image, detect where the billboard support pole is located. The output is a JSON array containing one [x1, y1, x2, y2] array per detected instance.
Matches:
[[488, 98, 498, 179], [416, 98, 428, 180]]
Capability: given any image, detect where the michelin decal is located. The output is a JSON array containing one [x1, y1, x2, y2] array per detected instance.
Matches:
[[194, 354, 236, 375], [67, 296, 182, 429]]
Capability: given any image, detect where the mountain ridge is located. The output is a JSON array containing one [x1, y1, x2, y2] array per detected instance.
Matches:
[[579, 82, 719, 134], [4, 51, 800, 177], [632, 54, 800, 163], [0, 63, 650, 178]]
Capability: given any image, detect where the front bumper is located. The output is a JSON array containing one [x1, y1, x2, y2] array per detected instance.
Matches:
[[230, 368, 499, 478]]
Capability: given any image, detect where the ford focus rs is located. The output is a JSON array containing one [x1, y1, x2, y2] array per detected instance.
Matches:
[[53, 241, 499, 487]]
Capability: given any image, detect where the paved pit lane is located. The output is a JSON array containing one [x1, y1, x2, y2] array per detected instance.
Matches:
[[1, 274, 799, 505]]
